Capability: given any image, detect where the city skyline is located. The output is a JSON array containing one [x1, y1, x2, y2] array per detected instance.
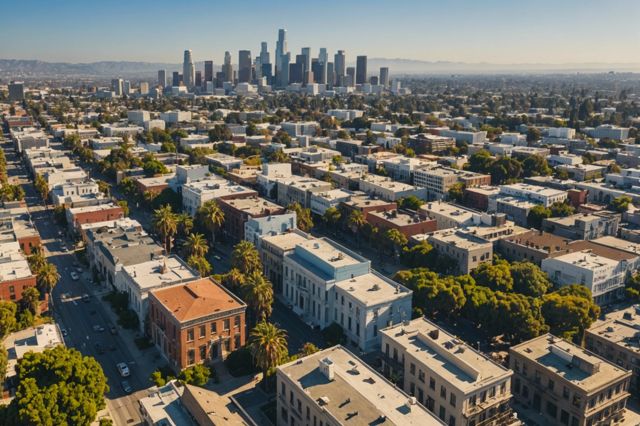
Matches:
[[2, 0, 640, 65]]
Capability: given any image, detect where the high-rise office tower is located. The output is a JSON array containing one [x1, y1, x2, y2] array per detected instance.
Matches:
[[157, 70, 167, 88], [279, 52, 290, 87], [334, 50, 346, 86], [123, 80, 131, 95], [8, 81, 25, 101], [312, 59, 324, 85], [260, 42, 270, 65], [261, 63, 273, 84], [215, 72, 225, 88], [195, 71, 202, 88], [204, 61, 214, 84], [139, 82, 149, 95], [370, 76, 379, 85], [379, 67, 389, 87], [289, 62, 303, 84], [356, 55, 367, 85], [223, 51, 233, 82], [183, 49, 195, 87], [319, 48, 328, 66], [238, 50, 252, 83], [275, 28, 287, 84], [111, 78, 123, 96], [301, 47, 311, 72], [172, 72, 180, 87], [326, 62, 335, 87], [346, 67, 355, 87]]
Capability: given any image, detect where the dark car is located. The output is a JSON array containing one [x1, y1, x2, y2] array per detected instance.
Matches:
[[121, 381, 132, 394]]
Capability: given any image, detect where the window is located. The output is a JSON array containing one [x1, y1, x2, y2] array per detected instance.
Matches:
[[211, 322, 217, 334], [440, 385, 447, 399], [429, 377, 436, 390], [450, 393, 456, 408], [448, 415, 456, 426], [199, 345, 206, 360], [548, 379, 555, 391], [547, 401, 558, 419], [187, 349, 195, 364], [234, 316, 240, 328], [199, 325, 206, 338], [439, 406, 446, 421], [234, 334, 241, 349], [410, 363, 416, 375], [470, 394, 477, 406], [223, 319, 230, 331], [560, 410, 570, 425], [563, 386, 570, 399], [187, 328, 194, 341], [418, 370, 425, 383]]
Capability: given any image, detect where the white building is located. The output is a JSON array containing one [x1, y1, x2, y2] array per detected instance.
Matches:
[[546, 127, 576, 139], [310, 189, 353, 215], [181, 178, 256, 216], [498, 183, 567, 207], [541, 250, 626, 305], [358, 174, 427, 202], [127, 110, 150, 125], [159, 110, 192, 123], [179, 134, 213, 150]]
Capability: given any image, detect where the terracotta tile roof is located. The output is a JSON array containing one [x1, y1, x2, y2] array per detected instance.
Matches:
[[151, 277, 245, 323]]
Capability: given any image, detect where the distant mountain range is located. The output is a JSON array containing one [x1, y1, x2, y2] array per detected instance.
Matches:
[[2, 58, 640, 79]]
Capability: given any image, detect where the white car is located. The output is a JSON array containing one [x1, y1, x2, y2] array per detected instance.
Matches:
[[70, 272, 79, 281], [117, 362, 130, 377]]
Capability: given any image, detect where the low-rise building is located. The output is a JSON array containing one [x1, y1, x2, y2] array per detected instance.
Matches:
[[359, 174, 427, 202], [275, 176, 333, 208], [367, 209, 437, 238], [413, 166, 491, 201], [408, 133, 456, 154], [244, 213, 297, 248], [419, 201, 477, 230], [541, 212, 620, 241], [218, 196, 286, 242], [309, 188, 354, 216], [381, 318, 516, 426], [498, 183, 567, 207], [182, 179, 257, 216], [149, 277, 246, 371], [260, 230, 312, 294], [510, 334, 631, 426], [205, 153, 244, 171], [66, 203, 124, 234], [276, 345, 446, 426], [0, 241, 37, 303], [427, 229, 493, 274]]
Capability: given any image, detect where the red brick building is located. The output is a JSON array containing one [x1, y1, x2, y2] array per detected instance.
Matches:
[[366, 209, 437, 238], [0, 241, 38, 303], [340, 195, 397, 218], [464, 186, 500, 212], [67, 203, 124, 233], [218, 196, 286, 242], [149, 277, 247, 371]]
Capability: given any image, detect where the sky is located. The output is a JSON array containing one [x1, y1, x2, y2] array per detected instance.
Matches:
[[2, 0, 639, 65]]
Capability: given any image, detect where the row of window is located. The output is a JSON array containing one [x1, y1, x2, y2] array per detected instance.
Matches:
[[185, 315, 241, 341]]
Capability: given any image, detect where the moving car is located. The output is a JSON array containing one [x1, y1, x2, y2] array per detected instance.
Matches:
[[92, 325, 105, 332], [117, 362, 130, 377]]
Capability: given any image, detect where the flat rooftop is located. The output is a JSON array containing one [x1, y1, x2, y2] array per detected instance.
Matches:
[[549, 250, 620, 269], [261, 231, 313, 252], [420, 201, 475, 220], [501, 183, 566, 197], [511, 334, 630, 392], [342, 195, 394, 210], [68, 202, 120, 215], [218, 196, 283, 216], [151, 277, 245, 323], [429, 229, 492, 250], [381, 318, 511, 394], [278, 345, 444, 425], [139, 381, 194, 425], [592, 236, 640, 256], [295, 238, 364, 269], [335, 272, 411, 306], [588, 305, 640, 354], [503, 230, 572, 255], [123, 256, 198, 291], [368, 210, 432, 227]]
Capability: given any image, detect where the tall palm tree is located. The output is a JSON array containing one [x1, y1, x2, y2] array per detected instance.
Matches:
[[153, 204, 177, 254], [242, 272, 274, 325], [183, 233, 209, 258], [223, 268, 245, 293], [36, 262, 60, 296], [197, 200, 224, 244], [177, 213, 194, 237], [27, 249, 46, 273], [231, 241, 262, 275], [249, 321, 288, 381], [187, 254, 212, 277], [348, 209, 366, 234]]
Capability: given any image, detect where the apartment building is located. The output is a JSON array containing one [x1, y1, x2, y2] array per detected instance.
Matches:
[[381, 318, 516, 426], [116, 256, 199, 331], [509, 334, 631, 426], [359, 174, 427, 202], [217, 196, 286, 242], [413, 166, 491, 201], [276, 345, 446, 426], [0, 241, 37, 303], [428, 229, 493, 274], [585, 305, 640, 392], [408, 133, 456, 154], [244, 213, 297, 248], [260, 231, 312, 294], [66, 203, 125, 234], [0, 208, 41, 255], [541, 212, 620, 241], [367, 209, 437, 238], [275, 176, 333, 209], [497, 183, 567, 207], [419, 201, 477, 230], [541, 250, 626, 305], [282, 238, 412, 352], [309, 189, 353, 216], [182, 178, 257, 216], [149, 277, 246, 371]]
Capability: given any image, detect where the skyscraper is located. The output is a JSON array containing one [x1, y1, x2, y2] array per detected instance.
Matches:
[[260, 42, 270, 65], [319, 48, 328, 66], [326, 62, 335, 87], [183, 49, 195, 88], [204, 61, 214, 84], [334, 50, 346, 86], [195, 71, 202, 88], [172, 72, 180, 87], [346, 67, 355, 87], [157, 70, 167, 88], [8, 81, 24, 101], [275, 28, 287, 85], [356, 55, 367, 85], [111, 78, 123, 96], [238, 50, 252, 83], [312, 59, 324, 85], [223, 51, 233, 82], [279, 52, 290, 87], [379, 67, 390, 87], [139, 82, 149, 95]]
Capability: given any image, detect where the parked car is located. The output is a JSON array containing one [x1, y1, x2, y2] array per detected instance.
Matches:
[[92, 325, 105, 333], [117, 362, 130, 377], [70, 271, 79, 281], [121, 380, 132, 394], [82, 294, 90, 303]]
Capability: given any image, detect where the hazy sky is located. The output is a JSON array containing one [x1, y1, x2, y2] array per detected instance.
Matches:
[[3, 0, 639, 64]]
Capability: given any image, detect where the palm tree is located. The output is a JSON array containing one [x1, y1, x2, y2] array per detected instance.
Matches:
[[348, 210, 366, 234], [27, 249, 46, 273], [177, 213, 194, 237], [242, 272, 274, 325], [249, 321, 288, 381], [223, 268, 245, 293], [36, 262, 60, 297], [153, 204, 177, 254], [197, 200, 224, 244], [231, 241, 262, 275], [187, 255, 212, 277], [183, 233, 209, 258]]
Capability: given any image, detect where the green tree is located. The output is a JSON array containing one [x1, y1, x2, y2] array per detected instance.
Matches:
[[153, 204, 178, 254], [347, 209, 366, 235], [511, 261, 551, 297], [0, 345, 7, 389], [183, 233, 209, 258], [97, 180, 110, 196], [36, 261, 59, 297], [20, 287, 40, 316], [522, 155, 552, 177], [150, 370, 166, 387], [527, 205, 552, 229], [472, 259, 513, 292], [242, 272, 274, 325], [490, 157, 523, 184], [176, 213, 194, 237], [197, 200, 225, 244], [526, 127, 541, 143], [11, 345, 109, 426], [178, 364, 211, 386], [231, 240, 262, 275], [448, 182, 465, 203], [34, 174, 49, 203], [398, 195, 424, 211], [300, 342, 319, 356], [384, 229, 408, 256], [395, 268, 466, 319], [142, 157, 169, 177], [117, 200, 129, 216], [610, 196, 632, 213], [466, 149, 494, 173], [187, 255, 212, 277], [287, 202, 313, 232], [542, 285, 600, 342], [0, 301, 17, 338], [550, 201, 575, 217], [249, 321, 288, 380], [322, 206, 341, 229]]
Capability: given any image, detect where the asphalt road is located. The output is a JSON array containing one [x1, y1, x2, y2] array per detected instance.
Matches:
[[5, 141, 146, 425]]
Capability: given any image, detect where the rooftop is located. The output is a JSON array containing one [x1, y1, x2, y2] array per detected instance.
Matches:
[[549, 250, 620, 269], [68, 202, 121, 215], [592, 236, 640, 256], [123, 256, 198, 292], [511, 334, 630, 392], [218, 196, 284, 216], [151, 277, 246, 323], [278, 345, 444, 425], [138, 381, 194, 425], [295, 238, 364, 269], [588, 305, 640, 355], [428, 229, 492, 250], [381, 318, 512, 394], [368, 210, 432, 227], [261, 231, 313, 252], [335, 272, 411, 307]]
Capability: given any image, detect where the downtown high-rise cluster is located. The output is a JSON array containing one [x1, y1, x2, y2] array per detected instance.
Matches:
[[156, 28, 390, 92]]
